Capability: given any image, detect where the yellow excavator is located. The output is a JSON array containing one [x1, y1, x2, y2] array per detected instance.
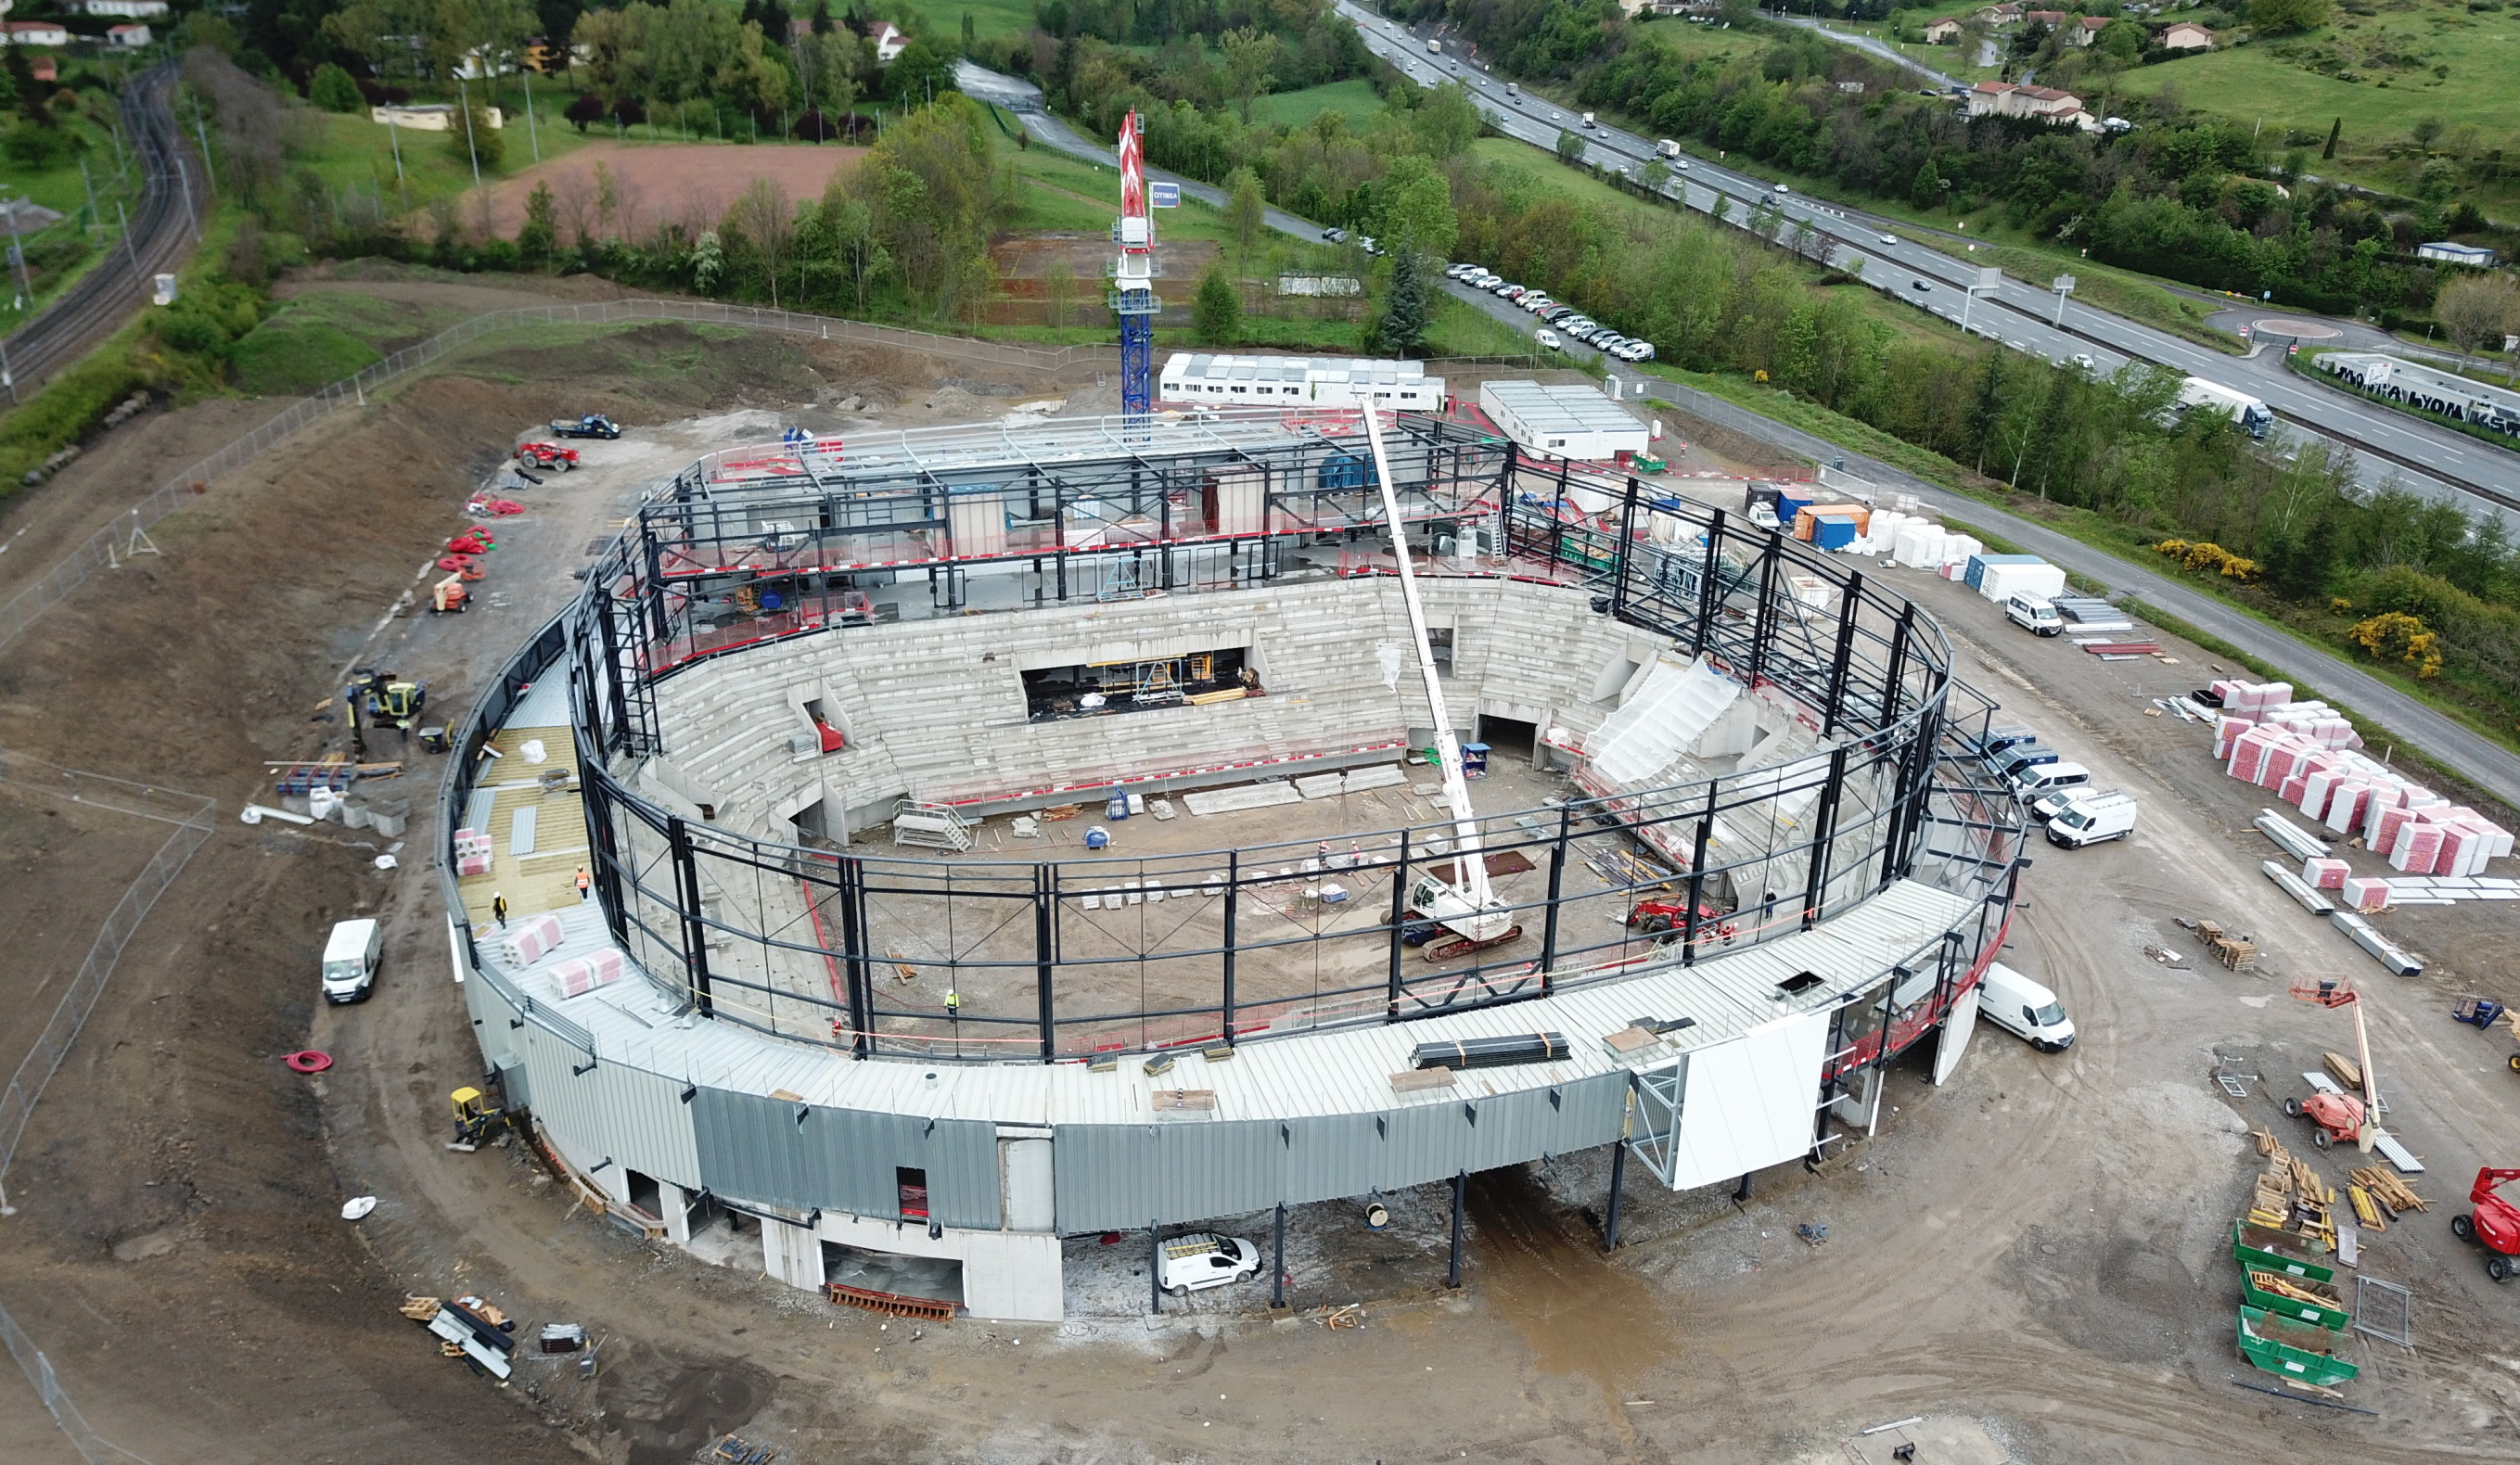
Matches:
[[347, 668, 428, 758], [448, 1087, 507, 1152]]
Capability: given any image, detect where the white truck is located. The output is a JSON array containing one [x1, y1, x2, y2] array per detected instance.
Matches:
[[1426, 37, 1441, 54], [2044, 789, 2137, 848], [1657, 138, 1682, 159], [2171, 377, 2274, 440]]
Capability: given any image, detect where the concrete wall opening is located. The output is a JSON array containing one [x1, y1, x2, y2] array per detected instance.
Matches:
[[897, 1166, 930, 1220], [821, 1241, 965, 1307], [1021, 647, 1251, 720], [1476, 715, 1536, 759], [625, 1167, 662, 1217]]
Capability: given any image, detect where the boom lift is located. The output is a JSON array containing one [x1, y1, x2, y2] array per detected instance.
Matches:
[[1356, 406, 1523, 962]]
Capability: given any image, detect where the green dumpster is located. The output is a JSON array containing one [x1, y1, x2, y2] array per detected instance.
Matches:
[[2231, 1220, 2334, 1283], [2237, 1306, 2360, 1388], [2240, 1267, 2349, 1331]]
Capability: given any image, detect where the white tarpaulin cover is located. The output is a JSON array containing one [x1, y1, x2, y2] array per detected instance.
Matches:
[[1585, 659, 1741, 786], [1933, 986, 1980, 1086]]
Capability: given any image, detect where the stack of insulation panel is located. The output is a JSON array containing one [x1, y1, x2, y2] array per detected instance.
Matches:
[[2220, 725, 2515, 877]]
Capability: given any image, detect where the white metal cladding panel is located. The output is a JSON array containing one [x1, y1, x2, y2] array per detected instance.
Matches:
[[1662, 1009, 1831, 1191]]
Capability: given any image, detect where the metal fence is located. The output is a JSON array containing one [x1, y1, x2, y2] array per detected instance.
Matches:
[[0, 299, 1119, 656], [0, 753, 216, 1195], [0, 1302, 152, 1465]]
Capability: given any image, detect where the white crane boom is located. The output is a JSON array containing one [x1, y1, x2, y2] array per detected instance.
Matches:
[[1357, 406, 1514, 942]]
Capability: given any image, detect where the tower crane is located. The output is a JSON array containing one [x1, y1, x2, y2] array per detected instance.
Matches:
[[1356, 406, 1523, 961]]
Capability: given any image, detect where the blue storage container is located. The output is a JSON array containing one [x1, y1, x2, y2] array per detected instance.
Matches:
[[1964, 553, 2042, 591], [1776, 489, 1814, 522], [1811, 514, 1860, 551]]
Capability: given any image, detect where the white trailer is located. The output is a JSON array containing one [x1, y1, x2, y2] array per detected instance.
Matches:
[[2172, 377, 2273, 439]]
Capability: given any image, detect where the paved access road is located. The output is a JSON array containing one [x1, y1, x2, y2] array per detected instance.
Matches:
[[1344, 4, 2520, 527], [0, 65, 200, 399], [964, 56, 2520, 809]]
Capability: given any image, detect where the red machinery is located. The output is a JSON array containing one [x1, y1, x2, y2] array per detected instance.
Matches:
[[2451, 1168, 2520, 1282], [1626, 899, 1735, 941], [2280, 1090, 2365, 1151], [515, 440, 579, 470], [2288, 975, 2378, 1152]]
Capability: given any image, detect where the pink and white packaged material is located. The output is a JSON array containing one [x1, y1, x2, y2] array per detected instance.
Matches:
[[2435, 822, 2494, 878], [501, 912, 566, 966], [454, 828, 492, 878], [2297, 770, 2340, 823], [2341, 876, 2392, 912], [2278, 772, 2309, 807], [2302, 857, 2349, 890], [2228, 728, 2281, 784], [2388, 821, 2446, 873], [2323, 780, 2372, 834], [2214, 716, 2250, 759], [551, 949, 626, 997]]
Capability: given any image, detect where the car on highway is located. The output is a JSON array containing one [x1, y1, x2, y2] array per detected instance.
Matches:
[[1910, 279, 1931, 292], [1878, 234, 1898, 246], [1536, 327, 1563, 351], [1549, 110, 1562, 121], [2070, 352, 2095, 370], [1675, 159, 1690, 171], [1773, 182, 1790, 194]]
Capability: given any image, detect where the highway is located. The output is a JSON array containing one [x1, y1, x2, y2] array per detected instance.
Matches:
[[0, 65, 200, 398], [1339, 4, 2520, 527]]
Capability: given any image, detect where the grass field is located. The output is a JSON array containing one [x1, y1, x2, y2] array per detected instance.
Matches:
[[897, 0, 1039, 47], [289, 95, 597, 222], [1251, 78, 1388, 130]]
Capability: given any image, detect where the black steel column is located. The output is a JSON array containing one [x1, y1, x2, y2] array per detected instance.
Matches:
[[1034, 865, 1056, 1063], [1446, 1170, 1466, 1289], [1604, 1140, 1627, 1252], [1679, 780, 1719, 966], [1384, 829, 1411, 1019], [1271, 1202, 1286, 1308], [1150, 1222, 1162, 1315], [1734, 1172, 1752, 1204], [838, 857, 872, 1056], [1881, 603, 1913, 722], [667, 815, 713, 1016], [1537, 808, 1569, 992], [1221, 850, 1239, 1044], [1746, 533, 1781, 686], [1691, 509, 1725, 657], [1821, 570, 1862, 735], [1610, 476, 1642, 619], [1800, 743, 1852, 930]]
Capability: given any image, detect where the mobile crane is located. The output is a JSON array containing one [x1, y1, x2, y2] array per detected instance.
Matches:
[[1357, 405, 1523, 962]]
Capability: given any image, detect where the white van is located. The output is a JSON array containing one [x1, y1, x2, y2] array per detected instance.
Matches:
[[1979, 963, 2074, 1051], [2003, 594, 2063, 636], [2047, 789, 2137, 848], [1158, 1232, 1261, 1296], [2011, 761, 2091, 799], [1580, 111, 1596, 128], [322, 918, 382, 1004]]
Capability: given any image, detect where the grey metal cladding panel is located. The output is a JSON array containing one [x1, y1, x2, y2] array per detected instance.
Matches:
[[917, 1118, 1003, 1231], [786, 1108, 1002, 1229], [1051, 1125, 1164, 1234], [1157, 1120, 1286, 1223], [576, 1061, 703, 1191], [692, 1087, 817, 1210], [1282, 1114, 1387, 1204]]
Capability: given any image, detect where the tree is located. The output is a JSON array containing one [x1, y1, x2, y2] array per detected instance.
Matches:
[[1219, 27, 1278, 123], [2411, 114, 2444, 151], [1911, 159, 1943, 210], [1378, 240, 1428, 358], [961, 10, 976, 55], [1223, 166, 1264, 273], [1638, 157, 1669, 197], [1411, 82, 1482, 160], [730, 175, 798, 308], [2322, 117, 2340, 160], [5, 48, 53, 128], [448, 102, 505, 172], [2246, 0, 2331, 36], [518, 178, 558, 260], [1193, 264, 1241, 344], [1364, 155, 1456, 261], [309, 62, 365, 113], [2436, 273, 2519, 363], [328, 0, 539, 87], [1554, 128, 1584, 167], [566, 92, 605, 131]]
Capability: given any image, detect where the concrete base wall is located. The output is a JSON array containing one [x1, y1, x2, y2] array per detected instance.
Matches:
[[752, 1212, 1065, 1321]]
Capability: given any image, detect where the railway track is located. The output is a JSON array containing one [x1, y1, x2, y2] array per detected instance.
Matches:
[[0, 64, 199, 400]]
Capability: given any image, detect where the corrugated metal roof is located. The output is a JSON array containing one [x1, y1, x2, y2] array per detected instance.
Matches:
[[486, 881, 1974, 1132], [1479, 380, 1645, 437]]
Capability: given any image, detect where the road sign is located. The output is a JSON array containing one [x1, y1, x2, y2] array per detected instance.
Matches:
[[2052, 274, 2075, 292], [1975, 266, 2002, 291], [1149, 181, 1180, 209]]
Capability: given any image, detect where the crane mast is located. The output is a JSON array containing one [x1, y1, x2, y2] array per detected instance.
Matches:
[[1357, 405, 1516, 946]]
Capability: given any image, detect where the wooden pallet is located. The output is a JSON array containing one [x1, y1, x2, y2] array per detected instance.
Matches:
[[825, 1282, 955, 1321]]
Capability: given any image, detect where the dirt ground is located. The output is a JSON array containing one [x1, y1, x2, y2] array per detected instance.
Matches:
[[1, 281, 2517, 1463], [462, 141, 867, 241]]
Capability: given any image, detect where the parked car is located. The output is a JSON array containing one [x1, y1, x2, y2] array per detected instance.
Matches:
[[1158, 1232, 1262, 1296], [1361, 236, 1384, 256], [550, 414, 621, 440], [1536, 327, 1563, 351], [1323, 227, 1347, 243], [1979, 963, 2075, 1051], [2011, 761, 2092, 800]]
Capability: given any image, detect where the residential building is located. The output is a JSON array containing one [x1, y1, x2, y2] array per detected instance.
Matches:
[[3, 19, 70, 45], [73, 0, 166, 15], [869, 19, 909, 64], [371, 102, 504, 133], [1968, 81, 2085, 122], [2067, 15, 2111, 45], [105, 20, 147, 45], [2023, 8, 2070, 27], [2160, 20, 2214, 48], [2417, 241, 2498, 267], [1979, 3, 2024, 22], [1925, 18, 1964, 42]]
